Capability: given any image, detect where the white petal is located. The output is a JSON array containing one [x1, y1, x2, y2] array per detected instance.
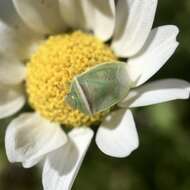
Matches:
[[0, 55, 25, 85], [0, 85, 25, 119], [118, 79, 190, 108], [59, 0, 86, 29], [23, 156, 43, 169], [59, 0, 115, 39], [0, 20, 42, 59], [127, 25, 179, 87], [59, 0, 91, 31], [90, 0, 115, 41], [13, 0, 65, 34], [112, 0, 158, 57], [5, 113, 67, 168], [96, 109, 139, 158], [43, 128, 93, 190]]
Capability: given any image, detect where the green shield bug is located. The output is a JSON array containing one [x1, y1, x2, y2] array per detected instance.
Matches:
[[65, 62, 131, 115]]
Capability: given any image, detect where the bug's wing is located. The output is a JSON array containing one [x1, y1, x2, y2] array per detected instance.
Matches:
[[77, 62, 130, 114]]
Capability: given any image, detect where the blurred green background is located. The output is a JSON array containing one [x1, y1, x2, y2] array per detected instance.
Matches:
[[0, 1, 190, 190]]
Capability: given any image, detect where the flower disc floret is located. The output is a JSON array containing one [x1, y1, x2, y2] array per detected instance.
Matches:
[[26, 31, 117, 127]]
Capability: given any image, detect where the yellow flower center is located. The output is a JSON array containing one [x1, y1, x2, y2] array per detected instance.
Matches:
[[26, 31, 117, 127]]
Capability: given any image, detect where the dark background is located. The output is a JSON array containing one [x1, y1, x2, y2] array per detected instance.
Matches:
[[0, 1, 190, 189]]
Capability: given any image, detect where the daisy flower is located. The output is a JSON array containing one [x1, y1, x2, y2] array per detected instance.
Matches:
[[0, 0, 189, 189]]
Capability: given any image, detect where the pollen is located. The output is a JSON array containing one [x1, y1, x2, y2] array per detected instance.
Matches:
[[26, 31, 117, 127]]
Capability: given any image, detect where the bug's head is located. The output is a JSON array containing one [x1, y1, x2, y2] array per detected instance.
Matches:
[[65, 92, 78, 110]]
